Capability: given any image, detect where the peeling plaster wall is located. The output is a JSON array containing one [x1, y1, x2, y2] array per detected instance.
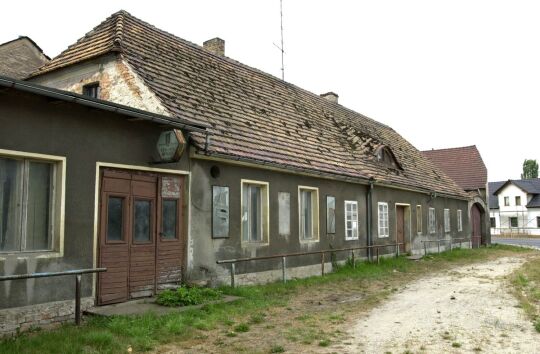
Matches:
[[30, 54, 169, 116]]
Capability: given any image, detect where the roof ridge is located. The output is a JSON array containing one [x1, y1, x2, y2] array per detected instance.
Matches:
[[112, 10, 126, 50], [422, 145, 477, 152]]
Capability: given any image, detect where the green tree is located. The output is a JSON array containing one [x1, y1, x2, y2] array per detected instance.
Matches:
[[522, 159, 539, 179]]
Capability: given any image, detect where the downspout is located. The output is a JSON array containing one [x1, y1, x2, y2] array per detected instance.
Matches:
[[367, 179, 375, 261]]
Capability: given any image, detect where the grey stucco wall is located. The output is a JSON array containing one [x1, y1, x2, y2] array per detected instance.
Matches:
[[0, 90, 189, 308], [188, 158, 471, 283]]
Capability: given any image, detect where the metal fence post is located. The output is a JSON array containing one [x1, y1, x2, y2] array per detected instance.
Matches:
[[424, 242, 427, 256], [321, 253, 325, 276], [437, 240, 440, 254], [282, 257, 287, 283], [230, 263, 236, 288], [376, 247, 380, 264], [351, 250, 355, 268], [450, 240, 453, 251], [75, 274, 81, 326]]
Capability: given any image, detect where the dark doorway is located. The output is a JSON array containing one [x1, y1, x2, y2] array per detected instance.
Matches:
[[471, 204, 483, 248]]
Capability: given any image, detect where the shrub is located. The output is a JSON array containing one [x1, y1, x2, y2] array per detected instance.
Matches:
[[156, 286, 222, 307]]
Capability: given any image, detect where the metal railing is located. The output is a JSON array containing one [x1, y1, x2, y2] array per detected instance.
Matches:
[[0, 268, 107, 325], [421, 237, 481, 256], [217, 243, 404, 287]]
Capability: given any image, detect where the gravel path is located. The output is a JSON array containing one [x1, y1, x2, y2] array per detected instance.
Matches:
[[342, 257, 540, 353]]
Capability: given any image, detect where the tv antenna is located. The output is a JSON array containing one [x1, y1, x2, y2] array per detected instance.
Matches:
[[273, 0, 285, 80]]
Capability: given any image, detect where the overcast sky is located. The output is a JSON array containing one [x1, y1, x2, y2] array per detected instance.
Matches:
[[2, 0, 539, 182]]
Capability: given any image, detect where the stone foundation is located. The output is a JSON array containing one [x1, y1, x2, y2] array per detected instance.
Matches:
[[0, 297, 94, 337]]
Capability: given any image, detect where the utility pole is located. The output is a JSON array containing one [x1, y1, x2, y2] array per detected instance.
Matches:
[[273, 0, 285, 80]]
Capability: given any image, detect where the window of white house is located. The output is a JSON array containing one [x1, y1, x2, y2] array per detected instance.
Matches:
[[537, 217, 540, 228], [378, 202, 389, 238], [515, 196, 521, 206], [504, 197, 509, 206], [326, 196, 336, 234], [0, 154, 64, 253], [345, 201, 358, 240], [299, 186, 319, 241], [490, 217, 496, 228], [241, 180, 269, 243], [416, 205, 422, 234], [444, 209, 450, 233], [428, 208, 436, 234], [457, 209, 462, 232], [278, 192, 290, 236], [510, 217, 518, 228]]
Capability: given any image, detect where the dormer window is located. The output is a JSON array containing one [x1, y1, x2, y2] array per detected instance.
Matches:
[[82, 82, 100, 99], [375, 146, 401, 169]]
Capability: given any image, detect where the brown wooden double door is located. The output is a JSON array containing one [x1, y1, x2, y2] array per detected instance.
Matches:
[[98, 169, 184, 305]]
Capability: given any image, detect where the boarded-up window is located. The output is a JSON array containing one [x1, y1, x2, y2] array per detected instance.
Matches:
[[428, 208, 436, 234], [326, 196, 336, 234], [345, 201, 358, 240], [278, 192, 290, 236], [457, 210, 462, 232], [444, 209, 450, 233], [212, 186, 229, 238]]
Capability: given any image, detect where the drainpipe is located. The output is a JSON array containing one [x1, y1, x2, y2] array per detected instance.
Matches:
[[367, 178, 375, 261]]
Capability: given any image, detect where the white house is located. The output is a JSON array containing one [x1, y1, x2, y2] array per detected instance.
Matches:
[[489, 179, 540, 236]]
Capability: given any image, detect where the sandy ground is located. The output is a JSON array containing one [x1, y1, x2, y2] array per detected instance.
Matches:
[[340, 257, 540, 354]]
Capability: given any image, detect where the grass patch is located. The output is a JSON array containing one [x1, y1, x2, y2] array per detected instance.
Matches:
[[452, 342, 461, 348], [269, 344, 285, 353], [0, 244, 529, 353], [510, 254, 540, 332], [156, 286, 222, 307]]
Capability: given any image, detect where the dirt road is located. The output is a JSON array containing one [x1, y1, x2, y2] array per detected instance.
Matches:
[[340, 257, 540, 353]]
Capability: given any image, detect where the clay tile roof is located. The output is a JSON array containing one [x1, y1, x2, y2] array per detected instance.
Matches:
[[0, 36, 49, 79], [30, 10, 468, 198], [422, 146, 487, 191]]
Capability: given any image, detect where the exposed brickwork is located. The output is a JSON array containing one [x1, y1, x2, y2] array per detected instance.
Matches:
[[0, 298, 93, 337]]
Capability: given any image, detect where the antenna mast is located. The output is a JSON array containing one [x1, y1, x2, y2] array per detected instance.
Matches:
[[274, 0, 285, 80]]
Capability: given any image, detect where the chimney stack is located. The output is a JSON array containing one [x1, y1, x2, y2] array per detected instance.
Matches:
[[320, 92, 339, 103], [203, 37, 225, 56]]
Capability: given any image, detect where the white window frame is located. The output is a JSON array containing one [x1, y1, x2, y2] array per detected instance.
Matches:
[[344, 200, 359, 240], [504, 196, 509, 206], [298, 186, 319, 242], [428, 207, 436, 234], [457, 209, 463, 232], [416, 205, 422, 235], [444, 209, 450, 233], [241, 179, 269, 244], [0, 149, 65, 258], [378, 202, 389, 238]]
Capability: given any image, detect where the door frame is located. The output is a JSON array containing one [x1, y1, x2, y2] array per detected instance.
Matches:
[[394, 203, 411, 253], [91, 162, 190, 301]]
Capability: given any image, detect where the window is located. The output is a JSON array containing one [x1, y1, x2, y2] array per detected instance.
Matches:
[[82, 82, 100, 98], [375, 146, 402, 169], [326, 196, 336, 234], [278, 192, 290, 236], [378, 202, 389, 238], [299, 186, 319, 241], [212, 186, 229, 238], [444, 209, 450, 233], [537, 217, 540, 228], [345, 201, 359, 240], [457, 210, 462, 232], [416, 205, 422, 234], [0, 154, 63, 253], [490, 217, 496, 228], [515, 196, 521, 206], [241, 180, 269, 243], [133, 199, 152, 243], [504, 197, 509, 206], [510, 217, 518, 228], [428, 208, 436, 234], [162, 199, 178, 239]]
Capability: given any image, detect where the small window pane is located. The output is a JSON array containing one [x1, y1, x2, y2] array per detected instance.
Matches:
[[326, 196, 336, 234], [134, 200, 152, 242], [301, 190, 313, 239], [25, 162, 53, 251], [490, 217, 496, 228], [107, 197, 124, 241], [0, 158, 23, 252], [212, 186, 229, 238], [510, 217, 518, 228], [416, 205, 422, 234], [162, 199, 178, 239], [278, 192, 290, 236]]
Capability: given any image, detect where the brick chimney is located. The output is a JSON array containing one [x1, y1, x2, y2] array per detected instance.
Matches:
[[320, 92, 339, 103], [203, 38, 225, 56]]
